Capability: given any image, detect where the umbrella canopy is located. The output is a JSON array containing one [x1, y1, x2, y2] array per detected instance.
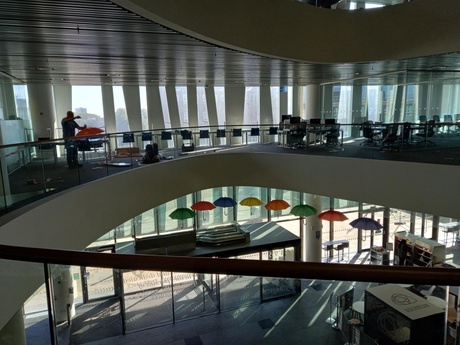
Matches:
[[76, 127, 104, 137], [239, 197, 264, 207], [191, 201, 216, 211], [290, 204, 317, 217], [350, 217, 383, 230], [265, 199, 290, 211], [318, 209, 348, 222], [213, 197, 237, 208], [169, 208, 196, 220]]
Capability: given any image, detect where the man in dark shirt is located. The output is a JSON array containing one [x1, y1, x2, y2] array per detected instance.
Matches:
[[61, 111, 86, 168]]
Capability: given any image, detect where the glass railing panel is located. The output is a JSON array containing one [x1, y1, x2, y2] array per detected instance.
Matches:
[[172, 271, 218, 321], [122, 270, 173, 333], [218, 274, 260, 311]]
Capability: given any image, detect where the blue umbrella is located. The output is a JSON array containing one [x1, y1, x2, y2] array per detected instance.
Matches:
[[350, 217, 383, 230], [214, 197, 237, 208]]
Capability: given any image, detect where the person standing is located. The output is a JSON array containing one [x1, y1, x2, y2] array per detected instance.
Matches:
[[61, 111, 86, 168], [397, 239, 408, 266]]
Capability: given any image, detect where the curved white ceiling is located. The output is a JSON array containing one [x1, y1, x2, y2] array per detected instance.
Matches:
[[114, 0, 460, 63]]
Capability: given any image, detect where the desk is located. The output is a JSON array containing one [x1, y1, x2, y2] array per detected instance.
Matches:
[[322, 239, 349, 262], [440, 222, 460, 245]]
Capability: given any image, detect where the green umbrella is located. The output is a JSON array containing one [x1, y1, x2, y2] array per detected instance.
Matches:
[[169, 208, 196, 220], [290, 204, 317, 217]]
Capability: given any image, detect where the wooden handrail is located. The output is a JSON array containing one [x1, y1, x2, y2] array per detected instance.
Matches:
[[0, 244, 458, 286]]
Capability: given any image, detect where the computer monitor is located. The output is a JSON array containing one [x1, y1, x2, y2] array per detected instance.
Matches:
[[310, 118, 322, 124], [281, 114, 291, 122], [325, 119, 336, 125], [290, 116, 301, 124]]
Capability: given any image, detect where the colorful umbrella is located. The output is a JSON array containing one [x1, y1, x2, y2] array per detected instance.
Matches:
[[214, 197, 237, 208], [191, 201, 216, 211], [290, 204, 317, 217], [239, 197, 264, 207], [318, 209, 348, 222], [169, 208, 196, 220], [265, 199, 290, 211], [76, 127, 104, 138], [350, 217, 382, 230]]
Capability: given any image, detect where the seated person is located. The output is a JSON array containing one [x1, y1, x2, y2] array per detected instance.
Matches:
[[141, 143, 160, 164]]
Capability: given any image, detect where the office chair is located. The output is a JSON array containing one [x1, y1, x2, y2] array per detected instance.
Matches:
[[444, 115, 454, 134], [161, 131, 172, 140], [122, 133, 134, 143], [325, 124, 340, 146], [432, 115, 442, 134], [232, 128, 242, 137], [216, 129, 226, 138], [360, 121, 380, 146], [180, 130, 193, 140], [415, 120, 436, 146], [380, 125, 399, 152], [419, 115, 427, 123]]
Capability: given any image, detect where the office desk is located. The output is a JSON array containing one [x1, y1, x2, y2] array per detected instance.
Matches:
[[440, 222, 459, 245]]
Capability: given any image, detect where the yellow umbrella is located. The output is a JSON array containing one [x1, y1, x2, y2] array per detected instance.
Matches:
[[239, 197, 264, 207]]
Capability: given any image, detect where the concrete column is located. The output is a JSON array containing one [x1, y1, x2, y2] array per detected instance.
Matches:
[[123, 86, 142, 132], [101, 86, 116, 134], [321, 84, 333, 119], [225, 86, 245, 126], [260, 85, 273, 125], [187, 86, 198, 128], [304, 194, 323, 262], [280, 88, 288, 116], [383, 207, 390, 248], [204, 86, 218, 127], [27, 84, 56, 139], [305, 84, 320, 120], [0, 308, 26, 345], [146, 85, 164, 129], [2, 80, 17, 119], [432, 215, 439, 241], [53, 85, 72, 138], [166, 85, 180, 128], [292, 85, 303, 117]]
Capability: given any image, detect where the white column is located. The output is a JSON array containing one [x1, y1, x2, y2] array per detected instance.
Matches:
[[205, 86, 218, 127], [187, 86, 198, 128], [303, 194, 323, 262], [53, 85, 72, 138], [123, 86, 142, 132], [2, 80, 17, 119], [146, 85, 164, 129], [166, 86, 180, 128], [280, 88, 288, 115], [52, 266, 75, 324], [306, 84, 320, 120], [260, 85, 273, 125], [27, 84, 56, 139], [0, 307, 27, 345], [225, 86, 245, 126], [101, 86, 116, 134]]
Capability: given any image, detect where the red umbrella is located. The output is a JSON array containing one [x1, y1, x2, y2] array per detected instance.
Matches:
[[76, 127, 104, 138], [318, 210, 348, 222], [265, 199, 290, 211], [191, 201, 216, 211]]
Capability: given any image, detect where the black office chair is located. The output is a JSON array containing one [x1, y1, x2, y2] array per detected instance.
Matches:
[[269, 126, 278, 135], [161, 131, 172, 140], [199, 129, 210, 139], [360, 121, 380, 146], [432, 115, 442, 134], [397, 122, 412, 147], [180, 130, 193, 140], [325, 124, 340, 147], [380, 124, 399, 152], [122, 133, 134, 143], [444, 115, 454, 134], [419, 115, 427, 123], [232, 128, 242, 137], [415, 120, 436, 146], [141, 132, 152, 141]]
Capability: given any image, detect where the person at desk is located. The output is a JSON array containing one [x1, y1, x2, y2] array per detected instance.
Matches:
[[61, 111, 87, 169], [141, 143, 160, 164], [397, 239, 408, 266]]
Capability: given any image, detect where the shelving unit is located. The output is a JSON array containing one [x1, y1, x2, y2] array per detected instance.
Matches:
[[370, 247, 390, 265], [394, 231, 445, 267], [412, 239, 445, 267]]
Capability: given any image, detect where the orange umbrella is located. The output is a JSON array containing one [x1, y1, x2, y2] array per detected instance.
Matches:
[[265, 199, 290, 211], [318, 210, 348, 222], [76, 127, 104, 138]]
